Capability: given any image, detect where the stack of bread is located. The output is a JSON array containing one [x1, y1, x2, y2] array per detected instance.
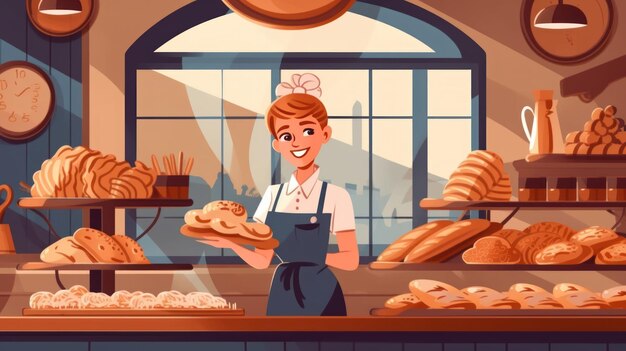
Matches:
[[461, 222, 625, 265], [376, 219, 502, 263], [40, 228, 150, 264], [565, 105, 626, 155], [181, 200, 278, 249], [442, 150, 511, 201], [29, 285, 236, 310], [30, 145, 157, 199], [375, 279, 626, 315]]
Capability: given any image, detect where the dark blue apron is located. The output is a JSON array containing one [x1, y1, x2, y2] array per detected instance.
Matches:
[[265, 181, 347, 316]]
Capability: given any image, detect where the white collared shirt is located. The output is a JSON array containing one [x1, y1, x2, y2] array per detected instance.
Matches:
[[253, 168, 356, 235]]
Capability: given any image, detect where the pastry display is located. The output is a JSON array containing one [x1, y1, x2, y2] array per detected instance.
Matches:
[[40, 228, 150, 264], [442, 150, 511, 201], [181, 200, 278, 249], [30, 145, 157, 199], [29, 285, 236, 310], [565, 105, 626, 155]]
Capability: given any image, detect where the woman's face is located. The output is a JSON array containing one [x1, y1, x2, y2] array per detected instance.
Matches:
[[271, 116, 332, 169]]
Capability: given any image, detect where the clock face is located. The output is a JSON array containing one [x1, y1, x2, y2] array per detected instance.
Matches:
[[0, 61, 54, 141]]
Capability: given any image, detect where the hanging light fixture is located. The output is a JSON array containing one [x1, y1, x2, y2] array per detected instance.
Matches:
[[534, 0, 587, 29], [38, 0, 83, 15]]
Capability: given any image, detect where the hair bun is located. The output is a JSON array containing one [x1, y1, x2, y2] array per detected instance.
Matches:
[[275, 73, 322, 98]]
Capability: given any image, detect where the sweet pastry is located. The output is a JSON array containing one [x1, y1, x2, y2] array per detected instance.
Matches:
[[514, 231, 563, 264], [408, 280, 475, 309], [403, 219, 495, 263], [29, 291, 54, 309], [570, 226, 621, 254], [534, 241, 593, 265], [522, 222, 575, 240], [376, 221, 453, 262], [595, 241, 626, 264], [443, 150, 509, 201], [461, 286, 521, 309], [40, 228, 150, 264], [601, 286, 626, 308], [112, 235, 150, 264], [462, 236, 522, 264], [380, 293, 427, 315]]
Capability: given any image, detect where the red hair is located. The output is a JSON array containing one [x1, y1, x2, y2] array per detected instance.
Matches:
[[265, 94, 328, 138]]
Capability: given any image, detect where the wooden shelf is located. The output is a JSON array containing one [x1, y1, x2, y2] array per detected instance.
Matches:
[[22, 308, 244, 316], [17, 197, 193, 209], [17, 262, 193, 271], [369, 261, 626, 271], [419, 198, 626, 210]]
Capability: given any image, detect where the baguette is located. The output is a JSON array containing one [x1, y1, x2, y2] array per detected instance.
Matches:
[[376, 220, 453, 262], [382, 293, 427, 315], [409, 280, 475, 309], [602, 286, 626, 308], [404, 219, 493, 263], [461, 286, 521, 309]]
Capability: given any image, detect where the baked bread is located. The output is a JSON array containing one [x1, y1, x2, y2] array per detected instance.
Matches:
[[601, 286, 626, 308], [508, 283, 563, 309], [376, 220, 453, 262], [570, 226, 621, 254], [408, 280, 475, 309], [461, 286, 521, 309], [462, 236, 522, 264], [595, 241, 626, 264], [534, 241, 593, 265], [83, 154, 131, 198], [109, 161, 157, 199], [404, 219, 494, 263], [552, 283, 594, 299], [72, 228, 127, 263], [514, 231, 563, 264], [443, 150, 507, 201], [40, 237, 97, 264], [378, 293, 427, 315], [112, 235, 150, 264], [492, 229, 527, 244], [180, 225, 278, 250], [203, 201, 248, 222], [484, 175, 512, 201], [522, 222, 576, 240], [556, 292, 610, 309]]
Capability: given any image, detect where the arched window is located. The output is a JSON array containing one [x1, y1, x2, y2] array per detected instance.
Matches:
[[125, 0, 485, 263]]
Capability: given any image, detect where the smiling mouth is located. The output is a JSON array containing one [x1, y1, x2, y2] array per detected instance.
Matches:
[[291, 148, 309, 158]]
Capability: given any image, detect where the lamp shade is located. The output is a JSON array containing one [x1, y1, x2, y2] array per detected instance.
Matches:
[[38, 0, 82, 15], [534, 1, 587, 29]]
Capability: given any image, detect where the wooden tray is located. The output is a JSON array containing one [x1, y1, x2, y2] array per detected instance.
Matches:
[[23, 308, 245, 316], [370, 308, 626, 317]]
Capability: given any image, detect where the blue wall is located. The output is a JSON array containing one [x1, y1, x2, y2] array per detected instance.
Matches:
[[0, 0, 82, 252]]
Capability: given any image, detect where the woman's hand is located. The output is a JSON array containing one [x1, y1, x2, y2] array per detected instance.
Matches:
[[197, 237, 236, 249]]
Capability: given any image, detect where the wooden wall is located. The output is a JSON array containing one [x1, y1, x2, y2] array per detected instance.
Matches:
[[0, 0, 83, 252]]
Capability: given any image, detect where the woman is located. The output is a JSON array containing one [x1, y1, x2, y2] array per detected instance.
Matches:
[[199, 74, 359, 316]]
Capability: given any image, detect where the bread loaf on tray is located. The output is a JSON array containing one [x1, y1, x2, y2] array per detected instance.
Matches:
[[376, 220, 452, 262]]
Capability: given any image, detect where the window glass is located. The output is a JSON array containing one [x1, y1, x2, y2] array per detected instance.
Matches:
[[223, 70, 271, 117], [427, 119, 472, 197], [280, 70, 369, 116], [136, 70, 222, 117], [427, 70, 471, 117], [372, 70, 413, 117], [372, 218, 412, 256], [372, 119, 412, 217]]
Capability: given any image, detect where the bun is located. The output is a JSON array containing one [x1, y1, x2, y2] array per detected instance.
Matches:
[[376, 221, 452, 262], [534, 241, 593, 265], [570, 226, 621, 254], [462, 236, 522, 264]]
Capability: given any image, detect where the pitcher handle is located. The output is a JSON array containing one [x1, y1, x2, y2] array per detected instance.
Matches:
[[521, 106, 536, 144]]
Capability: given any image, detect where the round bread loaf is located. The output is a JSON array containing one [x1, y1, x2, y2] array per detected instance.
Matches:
[[514, 231, 562, 264], [462, 236, 521, 264], [40, 237, 98, 264], [522, 222, 575, 240], [570, 226, 620, 254], [534, 241, 593, 265], [73, 228, 127, 263], [112, 235, 150, 264]]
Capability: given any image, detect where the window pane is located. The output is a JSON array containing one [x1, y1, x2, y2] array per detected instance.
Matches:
[[427, 70, 471, 117], [136, 70, 221, 117], [280, 70, 369, 116], [137, 119, 222, 217], [281, 119, 370, 217], [223, 119, 271, 212], [372, 70, 412, 117], [427, 119, 472, 198], [223, 70, 271, 117], [138, 218, 222, 263], [373, 119, 412, 217], [372, 218, 413, 256]]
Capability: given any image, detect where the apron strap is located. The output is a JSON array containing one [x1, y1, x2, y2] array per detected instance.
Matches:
[[316, 182, 328, 215], [271, 183, 284, 212]]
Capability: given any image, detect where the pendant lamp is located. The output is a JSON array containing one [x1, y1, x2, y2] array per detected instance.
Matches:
[[38, 0, 82, 15], [534, 0, 587, 29]]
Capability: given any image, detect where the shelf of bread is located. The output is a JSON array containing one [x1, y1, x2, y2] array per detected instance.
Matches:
[[372, 219, 626, 270], [371, 279, 626, 316], [18, 197, 193, 209], [17, 262, 192, 271], [419, 198, 626, 210]]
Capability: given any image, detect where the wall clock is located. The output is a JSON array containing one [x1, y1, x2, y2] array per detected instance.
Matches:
[[0, 61, 55, 142], [26, 0, 95, 37], [521, 0, 613, 64]]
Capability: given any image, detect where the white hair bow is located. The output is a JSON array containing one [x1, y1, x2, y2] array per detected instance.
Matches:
[[275, 73, 322, 98]]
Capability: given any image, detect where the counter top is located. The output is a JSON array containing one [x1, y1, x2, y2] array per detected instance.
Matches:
[[1, 315, 626, 332]]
